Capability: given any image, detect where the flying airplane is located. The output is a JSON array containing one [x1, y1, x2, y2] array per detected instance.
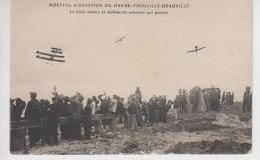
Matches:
[[36, 50, 65, 62], [114, 36, 125, 43], [186, 46, 206, 53]]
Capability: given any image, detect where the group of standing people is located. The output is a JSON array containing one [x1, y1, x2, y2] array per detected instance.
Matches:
[[122, 87, 172, 136], [10, 86, 252, 151], [172, 86, 222, 113], [10, 88, 131, 150], [222, 91, 235, 105]]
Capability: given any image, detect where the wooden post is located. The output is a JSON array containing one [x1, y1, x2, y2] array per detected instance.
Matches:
[[111, 117, 118, 131], [94, 120, 103, 134], [10, 129, 26, 152]]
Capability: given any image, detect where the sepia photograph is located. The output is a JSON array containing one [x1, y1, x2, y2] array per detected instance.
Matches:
[[5, 0, 254, 155]]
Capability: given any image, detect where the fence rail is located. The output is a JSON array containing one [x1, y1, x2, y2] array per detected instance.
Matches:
[[11, 113, 122, 130]]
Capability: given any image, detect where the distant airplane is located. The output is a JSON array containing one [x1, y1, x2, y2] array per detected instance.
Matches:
[[186, 46, 206, 53], [36, 49, 65, 62], [114, 36, 125, 43]]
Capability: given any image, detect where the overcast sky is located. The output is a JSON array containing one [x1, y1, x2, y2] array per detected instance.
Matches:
[[10, 0, 252, 103]]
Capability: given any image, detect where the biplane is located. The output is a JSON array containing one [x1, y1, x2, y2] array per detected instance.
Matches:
[[36, 50, 65, 62], [186, 46, 206, 53]]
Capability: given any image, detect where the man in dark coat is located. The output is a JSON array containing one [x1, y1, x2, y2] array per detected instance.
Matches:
[[92, 96, 100, 111], [96, 92, 110, 114], [135, 87, 142, 103], [39, 99, 50, 145], [243, 87, 251, 112], [249, 92, 252, 112], [181, 90, 188, 113], [173, 96, 179, 120], [25, 92, 42, 148], [231, 92, 235, 105], [45, 95, 62, 145], [60, 96, 71, 140], [128, 97, 138, 136], [96, 93, 111, 129], [11, 98, 26, 121], [141, 100, 149, 125], [69, 93, 84, 140], [158, 96, 167, 122], [117, 98, 126, 124], [210, 88, 221, 111], [83, 98, 92, 139], [222, 92, 226, 104], [149, 96, 159, 126], [10, 98, 26, 151], [189, 89, 200, 112]]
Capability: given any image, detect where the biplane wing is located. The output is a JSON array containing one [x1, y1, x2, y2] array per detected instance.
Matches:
[[36, 51, 64, 58], [51, 51, 63, 54], [36, 55, 65, 62], [51, 47, 61, 51], [51, 59, 65, 62]]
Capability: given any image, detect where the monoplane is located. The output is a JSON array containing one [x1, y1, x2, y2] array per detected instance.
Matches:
[[186, 46, 206, 53], [114, 36, 125, 43]]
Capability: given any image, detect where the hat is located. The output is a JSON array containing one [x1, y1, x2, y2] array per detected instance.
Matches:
[[44, 99, 50, 105], [64, 96, 69, 102], [30, 92, 37, 98], [113, 94, 119, 99], [56, 95, 63, 102], [77, 94, 84, 102], [16, 98, 23, 104], [87, 98, 92, 104]]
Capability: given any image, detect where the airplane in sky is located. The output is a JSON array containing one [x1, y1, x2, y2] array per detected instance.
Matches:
[[114, 36, 125, 43], [36, 50, 65, 62], [186, 46, 206, 53]]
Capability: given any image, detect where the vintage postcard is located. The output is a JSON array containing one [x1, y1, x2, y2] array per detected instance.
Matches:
[[9, 0, 252, 155]]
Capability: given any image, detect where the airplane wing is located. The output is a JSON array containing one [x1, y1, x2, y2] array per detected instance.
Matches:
[[186, 50, 195, 53], [52, 59, 65, 62], [36, 55, 65, 62], [51, 51, 63, 54], [197, 46, 206, 51], [36, 55, 52, 61], [36, 51, 64, 58], [51, 47, 61, 50]]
